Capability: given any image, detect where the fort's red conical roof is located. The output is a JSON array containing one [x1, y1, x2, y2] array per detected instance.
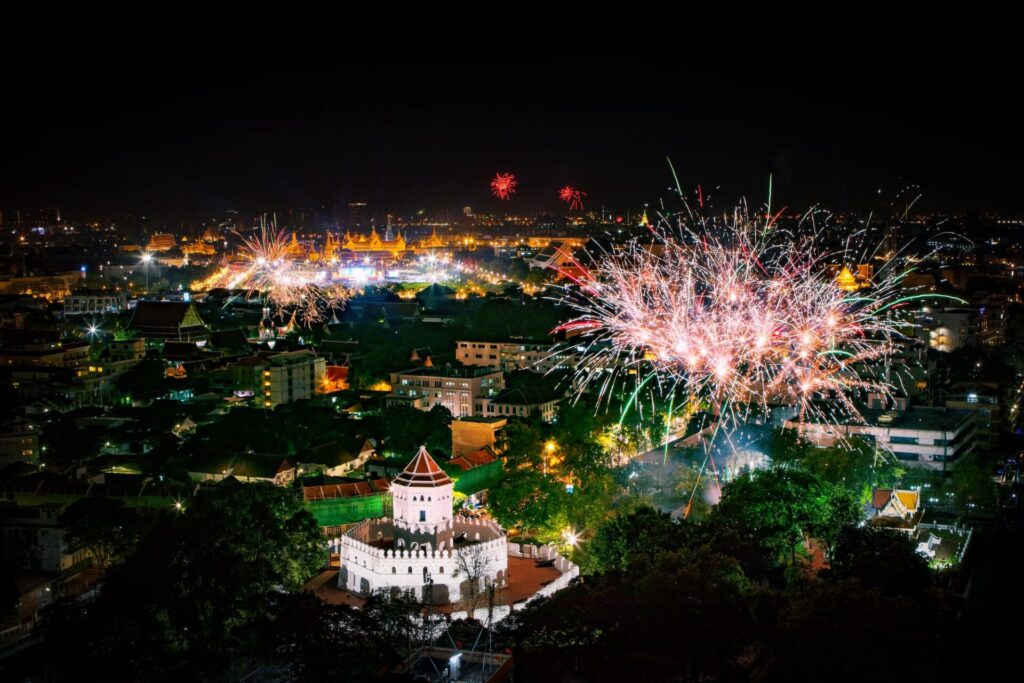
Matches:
[[393, 445, 453, 487]]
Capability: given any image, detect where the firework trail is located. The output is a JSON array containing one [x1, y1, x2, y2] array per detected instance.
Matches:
[[490, 172, 518, 200]]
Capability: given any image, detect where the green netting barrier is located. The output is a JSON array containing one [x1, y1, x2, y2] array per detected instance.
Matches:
[[305, 493, 386, 527], [444, 460, 504, 495]]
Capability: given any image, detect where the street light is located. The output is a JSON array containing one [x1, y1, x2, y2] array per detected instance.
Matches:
[[543, 439, 557, 476]]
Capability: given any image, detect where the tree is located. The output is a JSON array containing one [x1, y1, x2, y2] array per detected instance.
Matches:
[[770, 580, 934, 683], [41, 483, 325, 679], [950, 449, 996, 510], [501, 544, 756, 681], [773, 431, 898, 501], [580, 505, 690, 574], [769, 427, 814, 467], [61, 497, 141, 575], [266, 590, 419, 681], [452, 543, 495, 614], [826, 526, 932, 600], [713, 468, 861, 566], [490, 467, 567, 532], [40, 416, 104, 468], [376, 404, 453, 456]]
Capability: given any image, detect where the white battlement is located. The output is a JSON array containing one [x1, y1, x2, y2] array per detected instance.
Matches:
[[339, 514, 508, 602]]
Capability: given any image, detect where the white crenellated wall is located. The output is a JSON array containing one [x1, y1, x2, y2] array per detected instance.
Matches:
[[449, 542, 580, 622], [339, 517, 508, 601], [338, 519, 580, 613]]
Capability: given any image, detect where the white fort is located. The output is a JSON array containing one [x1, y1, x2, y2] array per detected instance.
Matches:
[[338, 446, 508, 603]]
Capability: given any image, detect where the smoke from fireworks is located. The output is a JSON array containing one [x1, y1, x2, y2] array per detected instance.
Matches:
[[490, 172, 518, 200], [559, 185, 587, 211]]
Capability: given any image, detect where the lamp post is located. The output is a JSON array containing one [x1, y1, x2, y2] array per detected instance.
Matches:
[[544, 439, 556, 476]]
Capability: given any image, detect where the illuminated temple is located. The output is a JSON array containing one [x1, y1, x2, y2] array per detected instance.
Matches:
[[417, 227, 447, 250], [834, 264, 873, 292], [341, 226, 407, 255]]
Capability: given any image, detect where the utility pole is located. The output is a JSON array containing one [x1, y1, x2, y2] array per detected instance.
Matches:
[[422, 571, 433, 655]]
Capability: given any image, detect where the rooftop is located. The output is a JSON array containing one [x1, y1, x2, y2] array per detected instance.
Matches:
[[267, 349, 317, 366], [393, 446, 453, 488], [802, 405, 976, 432], [453, 416, 508, 425], [394, 365, 502, 379], [489, 385, 564, 406], [128, 301, 206, 331], [858, 407, 975, 432], [303, 478, 390, 501]]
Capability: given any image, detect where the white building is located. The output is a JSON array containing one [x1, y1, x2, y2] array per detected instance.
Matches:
[[480, 387, 563, 422], [338, 446, 508, 604], [456, 340, 569, 374], [0, 503, 92, 573], [62, 289, 127, 316], [786, 406, 977, 472], [387, 366, 504, 417]]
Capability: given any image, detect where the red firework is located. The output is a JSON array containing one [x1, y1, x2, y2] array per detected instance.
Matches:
[[559, 185, 587, 211], [490, 172, 517, 200]]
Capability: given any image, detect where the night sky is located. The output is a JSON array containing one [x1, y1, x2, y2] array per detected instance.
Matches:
[[3, 41, 1021, 221]]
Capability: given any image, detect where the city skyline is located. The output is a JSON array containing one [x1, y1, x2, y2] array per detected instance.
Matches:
[[3, 40, 1024, 682]]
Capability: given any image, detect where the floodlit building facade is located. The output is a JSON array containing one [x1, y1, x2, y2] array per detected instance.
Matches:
[[337, 447, 508, 604]]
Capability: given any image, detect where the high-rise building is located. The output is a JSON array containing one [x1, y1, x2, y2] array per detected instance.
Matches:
[[233, 350, 326, 408]]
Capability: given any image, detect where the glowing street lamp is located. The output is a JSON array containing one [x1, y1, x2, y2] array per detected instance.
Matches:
[[543, 439, 557, 476]]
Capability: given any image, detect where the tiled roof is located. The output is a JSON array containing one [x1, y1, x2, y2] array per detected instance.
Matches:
[[393, 446, 453, 488], [306, 437, 370, 467], [449, 447, 496, 471], [129, 301, 192, 328], [303, 477, 390, 501], [895, 489, 920, 512], [872, 487, 921, 513], [491, 385, 563, 406], [232, 455, 293, 479]]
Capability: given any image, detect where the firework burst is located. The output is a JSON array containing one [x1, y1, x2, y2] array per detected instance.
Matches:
[[559, 185, 587, 211], [490, 172, 518, 200], [235, 218, 349, 326], [556, 204, 958, 430]]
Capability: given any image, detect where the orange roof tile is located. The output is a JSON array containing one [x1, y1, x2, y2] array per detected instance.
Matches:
[[895, 490, 920, 511], [449, 448, 497, 471], [303, 478, 389, 501], [393, 446, 453, 487]]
